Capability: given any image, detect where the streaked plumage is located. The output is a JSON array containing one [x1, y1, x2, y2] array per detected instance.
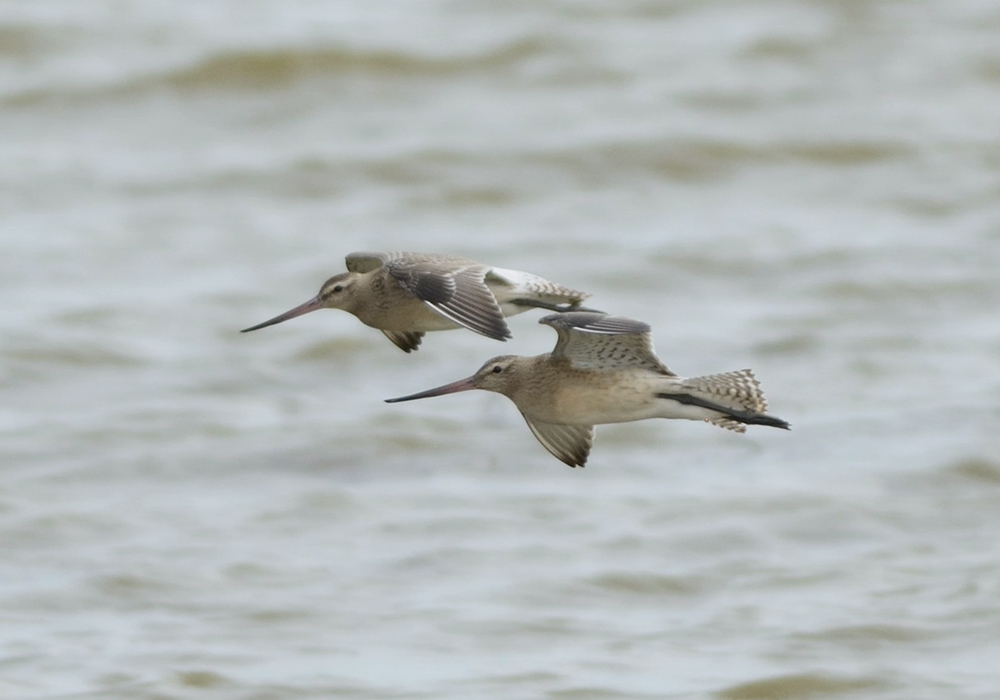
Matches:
[[385, 312, 789, 467], [241, 251, 591, 352]]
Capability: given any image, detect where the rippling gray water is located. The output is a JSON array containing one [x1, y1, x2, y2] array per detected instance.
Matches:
[[3, 1, 1000, 698]]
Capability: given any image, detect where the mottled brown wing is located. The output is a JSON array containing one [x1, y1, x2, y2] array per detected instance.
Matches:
[[540, 312, 674, 375], [346, 251, 474, 273]]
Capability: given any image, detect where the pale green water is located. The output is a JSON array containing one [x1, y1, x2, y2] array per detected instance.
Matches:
[[2, 1, 1000, 698]]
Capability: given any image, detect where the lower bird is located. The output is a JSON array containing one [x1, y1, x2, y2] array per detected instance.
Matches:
[[385, 312, 789, 467], [241, 251, 590, 352]]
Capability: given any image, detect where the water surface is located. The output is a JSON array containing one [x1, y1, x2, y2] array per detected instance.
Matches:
[[2, 1, 1000, 698]]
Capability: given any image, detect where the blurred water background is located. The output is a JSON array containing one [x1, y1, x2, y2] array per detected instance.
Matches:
[[2, 1, 1000, 698]]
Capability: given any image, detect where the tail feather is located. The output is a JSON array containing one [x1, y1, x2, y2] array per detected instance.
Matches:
[[657, 369, 790, 432], [487, 267, 590, 307], [709, 416, 749, 433], [683, 369, 768, 413]]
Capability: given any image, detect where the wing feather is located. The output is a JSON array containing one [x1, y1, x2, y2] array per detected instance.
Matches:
[[540, 312, 674, 374], [344, 251, 390, 274], [386, 258, 511, 341], [380, 329, 424, 353], [521, 414, 594, 468]]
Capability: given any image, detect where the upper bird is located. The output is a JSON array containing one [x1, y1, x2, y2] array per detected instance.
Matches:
[[385, 312, 789, 467], [241, 252, 591, 352]]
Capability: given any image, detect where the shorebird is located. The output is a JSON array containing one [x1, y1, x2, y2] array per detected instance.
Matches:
[[385, 312, 789, 467], [241, 252, 591, 352]]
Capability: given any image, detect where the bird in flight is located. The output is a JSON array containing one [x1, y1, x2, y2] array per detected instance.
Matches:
[[241, 251, 591, 352], [386, 312, 789, 466]]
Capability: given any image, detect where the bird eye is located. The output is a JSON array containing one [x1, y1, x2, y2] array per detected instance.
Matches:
[[492, 365, 503, 374], [332, 285, 343, 293]]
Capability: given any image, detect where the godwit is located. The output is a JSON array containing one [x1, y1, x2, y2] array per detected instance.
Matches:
[[241, 252, 591, 352], [385, 312, 789, 467]]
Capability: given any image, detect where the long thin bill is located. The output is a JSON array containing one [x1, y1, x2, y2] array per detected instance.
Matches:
[[241, 296, 323, 333], [384, 376, 477, 403]]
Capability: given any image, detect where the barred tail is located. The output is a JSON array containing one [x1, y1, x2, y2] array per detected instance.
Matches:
[[657, 369, 790, 433], [488, 268, 591, 310]]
